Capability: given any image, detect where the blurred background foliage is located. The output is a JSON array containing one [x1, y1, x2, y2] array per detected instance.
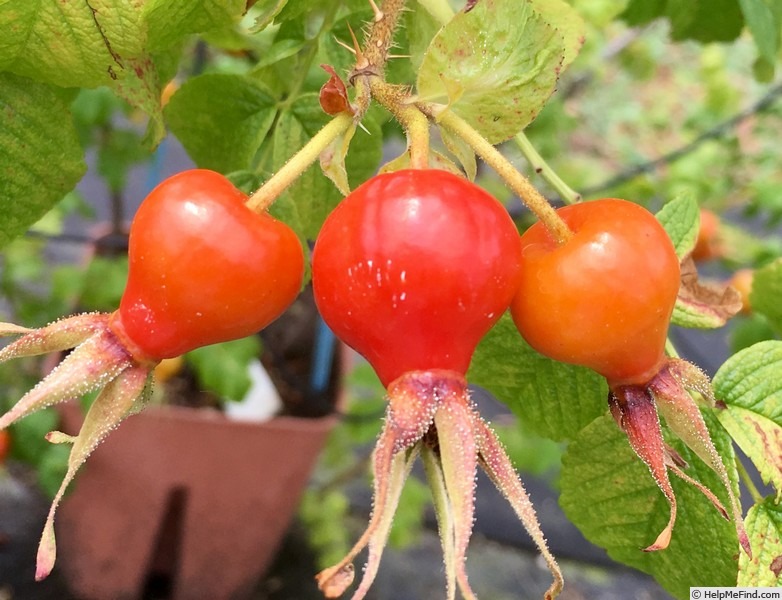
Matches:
[[1, 0, 781, 585]]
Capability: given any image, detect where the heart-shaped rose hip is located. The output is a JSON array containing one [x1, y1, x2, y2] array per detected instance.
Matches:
[[109, 169, 304, 361]]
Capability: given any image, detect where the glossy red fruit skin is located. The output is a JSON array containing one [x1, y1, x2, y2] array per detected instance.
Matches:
[[111, 169, 304, 361], [312, 169, 522, 387], [511, 199, 680, 387]]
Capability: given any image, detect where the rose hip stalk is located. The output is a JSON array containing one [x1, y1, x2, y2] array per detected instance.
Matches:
[[312, 169, 562, 600], [510, 198, 750, 556], [0, 169, 304, 579]]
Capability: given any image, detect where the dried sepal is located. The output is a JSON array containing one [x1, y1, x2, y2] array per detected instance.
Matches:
[[609, 385, 677, 552], [474, 417, 563, 600], [316, 418, 418, 598], [35, 365, 149, 580], [609, 359, 752, 558], [318, 369, 563, 599], [352, 446, 419, 599], [0, 313, 163, 580], [650, 362, 751, 557]]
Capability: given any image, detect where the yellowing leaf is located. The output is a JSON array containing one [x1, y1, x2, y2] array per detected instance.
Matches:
[[0, 74, 86, 248], [739, 501, 782, 587], [714, 341, 782, 500], [416, 0, 565, 144]]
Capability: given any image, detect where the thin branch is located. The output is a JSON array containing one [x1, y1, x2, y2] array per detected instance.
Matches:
[[582, 81, 782, 197]]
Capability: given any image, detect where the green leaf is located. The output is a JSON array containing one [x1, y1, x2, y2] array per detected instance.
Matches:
[[113, 55, 166, 147], [730, 314, 778, 354], [655, 193, 699, 259], [529, 0, 585, 72], [739, 500, 782, 587], [560, 413, 740, 599], [738, 0, 781, 63], [666, 0, 745, 43], [186, 336, 263, 402], [620, 0, 666, 26], [0, 73, 86, 249], [0, 0, 243, 144], [417, 0, 565, 144], [620, 0, 745, 44], [272, 94, 382, 240], [78, 257, 130, 313], [164, 74, 278, 173], [406, 1, 445, 73], [438, 126, 476, 180], [144, 0, 246, 51], [751, 259, 782, 334], [492, 419, 562, 476], [319, 122, 357, 196], [0, 0, 140, 87], [249, 0, 290, 32], [468, 314, 607, 442], [714, 340, 782, 500]]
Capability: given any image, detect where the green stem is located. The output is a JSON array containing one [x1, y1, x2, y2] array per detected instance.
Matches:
[[246, 113, 354, 213], [370, 78, 429, 169], [430, 107, 573, 244], [514, 132, 581, 204], [735, 457, 764, 505]]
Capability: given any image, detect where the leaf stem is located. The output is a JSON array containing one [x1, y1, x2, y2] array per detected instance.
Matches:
[[430, 107, 573, 244], [245, 113, 354, 213], [514, 132, 581, 204], [735, 457, 764, 505], [370, 79, 430, 169]]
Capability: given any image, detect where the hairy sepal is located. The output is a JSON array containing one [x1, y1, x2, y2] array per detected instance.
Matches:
[[35, 365, 149, 580], [609, 385, 677, 552], [475, 417, 563, 599], [651, 360, 751, 557], [0, 329, 132, 430], [0, 314, 110, 362]]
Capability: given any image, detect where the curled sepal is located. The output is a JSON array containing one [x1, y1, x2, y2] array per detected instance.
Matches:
[[0, 313, 110, 362], [433, 386, 479, 600], [609, 385, 677, 552], [352, 445, 419, 599], [315, 417, 419, 599], [0, 329, 132, 430], [650, 361, 751, 557], [35, 365, 149, 580], [474, 418, 563, 600]]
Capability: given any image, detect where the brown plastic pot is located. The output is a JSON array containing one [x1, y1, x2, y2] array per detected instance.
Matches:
[[55, 400, 338, 600]]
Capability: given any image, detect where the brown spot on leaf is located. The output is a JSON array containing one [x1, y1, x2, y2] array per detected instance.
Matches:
[[770, 555, 782, 577], [677, 257, 742, 326]]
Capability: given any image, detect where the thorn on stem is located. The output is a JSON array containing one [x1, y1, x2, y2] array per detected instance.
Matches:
[[334, 36, 357, 55], [368, 0, 384, 22]]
